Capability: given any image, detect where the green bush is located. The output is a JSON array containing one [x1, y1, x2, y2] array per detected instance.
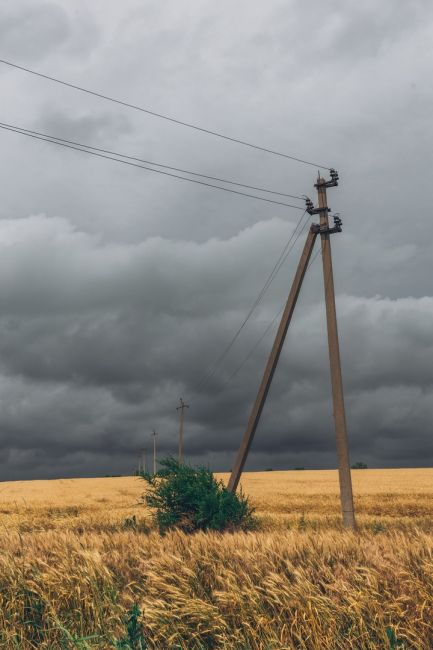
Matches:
[[114, 604, 147, 649], [141, 458, 256, 534]]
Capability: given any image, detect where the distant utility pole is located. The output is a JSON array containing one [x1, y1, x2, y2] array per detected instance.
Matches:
[[176, 398, 189, 463], [140, 447, 147, 475], [227, 169, 356, 530], [152, 429, 158, 474]]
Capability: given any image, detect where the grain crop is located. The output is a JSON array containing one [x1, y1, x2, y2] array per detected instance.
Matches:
[[0, 468, 432, 648]]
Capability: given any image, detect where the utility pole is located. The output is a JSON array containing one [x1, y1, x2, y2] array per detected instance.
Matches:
[[227, 169, 356, 530], [176, 398, 189, 463], [141, 447, 147, 474], [152, 429, 158, 474], [228, 226, 318, 492], [315, 174, 356, 530]]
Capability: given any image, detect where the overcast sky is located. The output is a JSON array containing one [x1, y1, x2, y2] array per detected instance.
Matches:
[[0, 0, 432, 480]]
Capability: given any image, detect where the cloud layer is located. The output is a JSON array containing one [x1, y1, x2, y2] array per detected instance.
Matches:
[[0, 0, 432, 478], [0, 214, 431, 479]]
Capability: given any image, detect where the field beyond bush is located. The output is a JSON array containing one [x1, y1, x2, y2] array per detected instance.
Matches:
[[0, 468, 432, 649]]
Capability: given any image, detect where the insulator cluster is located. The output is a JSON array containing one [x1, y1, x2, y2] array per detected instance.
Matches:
[[329, 168, 339, 184], [333, 214, 342, 229]]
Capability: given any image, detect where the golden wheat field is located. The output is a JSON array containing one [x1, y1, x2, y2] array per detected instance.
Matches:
[[0, 468, 432, 649]]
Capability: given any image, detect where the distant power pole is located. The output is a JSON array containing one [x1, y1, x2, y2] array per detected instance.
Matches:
[[152, 429, 158, 474], [176, 398, 189, 463], [141, 448, 147, 474]]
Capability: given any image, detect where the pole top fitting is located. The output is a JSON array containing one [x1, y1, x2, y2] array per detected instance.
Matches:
[[177, 397, 189, 410], [312, 214, 343, 235], [305, 197, 314, 214], [314, 168, 339, 189], [305, 196, 330, 216]]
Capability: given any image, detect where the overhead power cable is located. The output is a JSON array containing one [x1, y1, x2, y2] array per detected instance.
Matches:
[[0, 120, 303, 201], [196, 210, 310, 388], [0, 58, 331, 170], [225, 306, 284, 386], [306, 246, 322, 272], [0, 122, 304, 210], [223, 235, 322, 386]]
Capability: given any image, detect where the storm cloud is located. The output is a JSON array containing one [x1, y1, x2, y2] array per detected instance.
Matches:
[[0, 0, 432, 479]]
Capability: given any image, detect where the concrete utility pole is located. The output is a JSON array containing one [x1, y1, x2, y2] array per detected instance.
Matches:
[[227, 169, 356, 530], [228, 227, 318, 492], [176, 398, 189, 463], [316, 175, 356, 530], [141, 448, 147, 474], [152, 429, 158, 474]]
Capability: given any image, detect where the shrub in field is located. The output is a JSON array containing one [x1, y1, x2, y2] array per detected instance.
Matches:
[[141, 457, 255, 534], [351, 461, 368, 469], [114, 604, 147, 649]]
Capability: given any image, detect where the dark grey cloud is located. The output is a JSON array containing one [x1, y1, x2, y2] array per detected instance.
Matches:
[[0, 3, 70, 61], [0, 0, 432, 479], [0, 214, 431, 479], [0, 2, 99, 62], [36, 110, 133, 144]]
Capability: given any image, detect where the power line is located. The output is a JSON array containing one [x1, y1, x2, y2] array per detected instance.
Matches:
[[196, 210, 310, 388], [225, 307, 283, 386], [198, 211, 310, 385], [0, 122, 305, 210], [0, 120, 304, 201], [307, 246, 322, 272], [223, 236, 323, 386], [0, 58, 332, 170]]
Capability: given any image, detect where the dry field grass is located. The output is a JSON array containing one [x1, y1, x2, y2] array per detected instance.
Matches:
[[0, 468, 432, 648]]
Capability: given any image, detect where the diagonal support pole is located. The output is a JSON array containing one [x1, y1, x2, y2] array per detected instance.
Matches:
[[228, 226, 318, 493]]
